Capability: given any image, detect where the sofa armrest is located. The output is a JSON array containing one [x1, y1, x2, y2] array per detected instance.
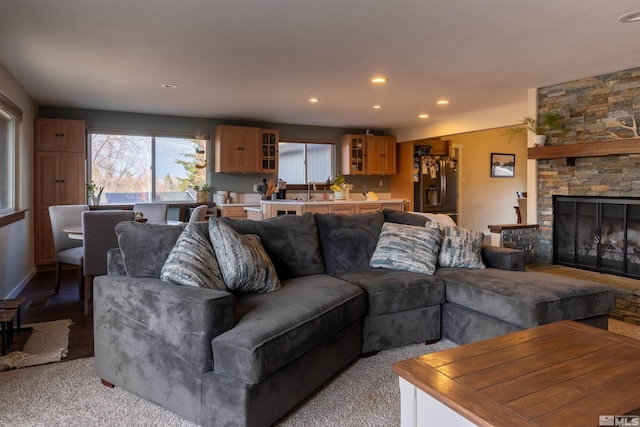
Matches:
[[106, 248, 126, 276], [94, 275, 236, 376], [481, 245, 525, 271]]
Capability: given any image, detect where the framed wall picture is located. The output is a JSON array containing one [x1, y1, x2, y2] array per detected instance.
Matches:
[[490, 153, 515, 177]]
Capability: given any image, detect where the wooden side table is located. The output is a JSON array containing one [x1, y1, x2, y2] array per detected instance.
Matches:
[[0, 309, 17, 355], [0, 298, 26, 333]]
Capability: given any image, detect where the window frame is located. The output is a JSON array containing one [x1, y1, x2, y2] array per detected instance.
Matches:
[[88, 128, 208, 204], [277, 137, 334, 186], [0, 89, 22, 217]]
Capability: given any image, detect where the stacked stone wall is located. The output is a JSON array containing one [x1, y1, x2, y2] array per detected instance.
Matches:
[[536, 67, 640, 261]]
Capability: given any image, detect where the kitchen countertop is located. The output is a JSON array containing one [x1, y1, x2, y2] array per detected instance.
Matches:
[[260, 198, 406, 205], [217, 203, 260, 207]]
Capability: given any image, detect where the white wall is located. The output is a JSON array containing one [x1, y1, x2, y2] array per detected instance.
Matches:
[[391, 101, 528, 142], [445, 128, 528, 233], [0, 64, 37, 298]]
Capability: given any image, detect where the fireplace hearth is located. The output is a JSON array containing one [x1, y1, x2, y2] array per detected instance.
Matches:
[[554, 196, 640, 279]]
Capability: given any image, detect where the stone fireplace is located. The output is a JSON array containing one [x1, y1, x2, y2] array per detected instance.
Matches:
[[533, 67, 640, 263]]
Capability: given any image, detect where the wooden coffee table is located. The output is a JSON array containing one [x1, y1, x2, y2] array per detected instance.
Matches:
[[393, 320, 640, 427]]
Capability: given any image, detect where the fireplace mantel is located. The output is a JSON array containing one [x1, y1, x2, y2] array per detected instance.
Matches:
[[528, 139, 640, 162]]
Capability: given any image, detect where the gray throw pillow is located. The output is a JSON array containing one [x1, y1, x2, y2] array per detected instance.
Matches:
[[160, 224, 226, 290], [369, 222, 441, 275], [209, 219, 281, 293], [428, 224, 486, 269], [116, 221, 185, 278]]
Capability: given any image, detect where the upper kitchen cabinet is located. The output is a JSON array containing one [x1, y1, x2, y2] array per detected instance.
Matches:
[[418, 138, 449, 156], [366, 135, 396, 175], [341, 134, 397, 176], [341, 134, 366, 175], [35, 118, 86, 152], [260, 129, 279, 173], [214, 125, 261, 173]]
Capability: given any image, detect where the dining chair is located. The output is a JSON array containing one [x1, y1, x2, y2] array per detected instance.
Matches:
[[82, 210, 135, 315], [48, 204, 90, 297], [133, 203, 168, 222], [188, 205, 209, 223]]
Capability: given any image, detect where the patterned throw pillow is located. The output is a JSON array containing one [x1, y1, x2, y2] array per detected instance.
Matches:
[[369, 222, 442, 275], [160, 224, 227, 290], [209, 219, 281, 293], [429, 224, 486, 269]]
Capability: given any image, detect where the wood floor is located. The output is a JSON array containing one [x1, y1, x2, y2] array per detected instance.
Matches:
[[17, 267, 94, 360]]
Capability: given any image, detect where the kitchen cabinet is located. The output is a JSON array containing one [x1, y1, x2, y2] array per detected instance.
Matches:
[[357, 203, 383, 214], [366, 135, 396, 175], [260, 129, 279, 173], [341, 135, 366, 175], [328, 204, 357, 215], [214, 125, 261, 173], [35, 118, 86, 152], [219, 205, 252, 220], [427, 139, 450, 156], [34, 118, 86, 265], [341, 134, 396, 176]]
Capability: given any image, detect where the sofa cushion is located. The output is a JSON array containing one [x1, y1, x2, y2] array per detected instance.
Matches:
[[116, 221, 185, 278], [428, 225, 485, 269], [370, 222, 441, 275], [337, 268, 445, 315], [315, 212, 385, 275], [160, 223, 226, 290], [435, 268, 616, 328], [382, 209, 429, 226], [218, 213, 324, 279], [209, 219, 281, 293], [211, 274, 366, 384]]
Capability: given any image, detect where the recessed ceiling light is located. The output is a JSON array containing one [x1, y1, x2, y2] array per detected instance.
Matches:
[[309, 98, 319, 103], [618, 11, 640, 23], [373, 105, 382, 109], [160, 83, 179, 89], [371, 77, 388, 84], [418, 114, 429, 119], [436, 100, 449, 105]]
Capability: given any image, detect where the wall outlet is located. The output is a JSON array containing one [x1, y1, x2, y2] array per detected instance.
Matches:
[[379, 180, 383, 187]]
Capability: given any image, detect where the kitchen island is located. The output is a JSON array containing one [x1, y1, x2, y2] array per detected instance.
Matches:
[[255, 198, 406, 220]]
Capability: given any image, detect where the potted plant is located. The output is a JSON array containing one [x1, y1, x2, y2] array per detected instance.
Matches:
[[86, 181, 104, 206], [506, 111, 566, 146], [192, 183, 211, 203], [329, 175, 350, 200]]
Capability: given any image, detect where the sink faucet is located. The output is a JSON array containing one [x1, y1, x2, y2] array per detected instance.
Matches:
[[307, 180, 316, 200]]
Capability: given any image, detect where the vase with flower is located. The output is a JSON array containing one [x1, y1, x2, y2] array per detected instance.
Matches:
[[86, 181, 104, 206], [329, 175, 350, 200]]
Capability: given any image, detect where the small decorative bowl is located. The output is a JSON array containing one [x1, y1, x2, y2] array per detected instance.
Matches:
[[135, 217, 148, 223]]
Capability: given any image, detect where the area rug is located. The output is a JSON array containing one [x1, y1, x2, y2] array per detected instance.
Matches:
[[0, 319, 72, 371], [0, 320, 637, 426], [0, 339, 456, 426]]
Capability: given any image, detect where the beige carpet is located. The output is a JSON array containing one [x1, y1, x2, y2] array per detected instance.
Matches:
[[0, 320, 636, 426], [0, 319, 72, 371]]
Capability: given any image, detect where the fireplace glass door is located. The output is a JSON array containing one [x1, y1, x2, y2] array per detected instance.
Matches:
[[554, 196, 640, 279]]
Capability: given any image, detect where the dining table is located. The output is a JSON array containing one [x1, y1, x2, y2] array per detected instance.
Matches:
[[63, 220, 182, 240]]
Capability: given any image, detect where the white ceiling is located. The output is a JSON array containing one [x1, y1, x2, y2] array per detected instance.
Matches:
[[1, 0, 639, 130]]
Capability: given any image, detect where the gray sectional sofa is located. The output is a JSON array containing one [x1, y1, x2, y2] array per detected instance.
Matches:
[[94, 210, 616, 427]]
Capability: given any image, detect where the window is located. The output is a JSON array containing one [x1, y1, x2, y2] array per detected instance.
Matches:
[[278, 141, 333, 185], [0, 112, 14, 213], [0, 90, 21, 214], [89, 131, 206, 204]]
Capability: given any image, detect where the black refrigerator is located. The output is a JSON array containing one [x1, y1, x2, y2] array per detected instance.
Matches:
[[413, 146, 458, 222]]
